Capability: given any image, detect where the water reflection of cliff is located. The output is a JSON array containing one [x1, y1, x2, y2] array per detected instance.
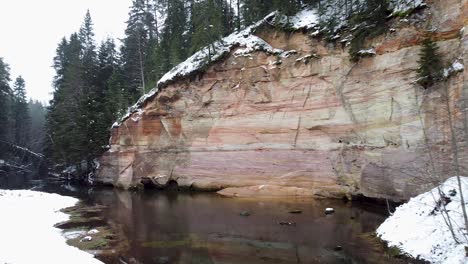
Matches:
[[92, 191, 405, 264]]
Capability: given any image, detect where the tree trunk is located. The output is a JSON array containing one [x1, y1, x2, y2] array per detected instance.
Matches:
[[137, 36, 146, 95], [443, 84, 468, 234]]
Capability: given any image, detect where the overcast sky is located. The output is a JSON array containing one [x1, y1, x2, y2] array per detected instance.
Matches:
[[0, 0, 133, 103]]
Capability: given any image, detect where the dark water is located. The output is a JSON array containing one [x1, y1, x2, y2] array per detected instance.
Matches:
[[0, 178, 405, 264]]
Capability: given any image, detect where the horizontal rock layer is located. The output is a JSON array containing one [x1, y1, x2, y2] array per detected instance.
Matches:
[[98, 0, 468, 201]]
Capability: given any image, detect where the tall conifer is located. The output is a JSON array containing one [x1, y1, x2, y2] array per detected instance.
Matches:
[[12, 76, 31, 147]]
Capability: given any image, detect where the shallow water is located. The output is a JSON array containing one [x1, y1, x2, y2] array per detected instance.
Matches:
[[1, 179, 405, 264]]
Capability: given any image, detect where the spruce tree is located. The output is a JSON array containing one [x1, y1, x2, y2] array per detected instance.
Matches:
[[47, 33, 84, 164], [273, 0, 301, 16], [349, 0, 389, 61], [0, 58, 11, 149], [163, 0, 189, 67], [79, 10, 98, 86], [122, 0, 151, 100], [241, 0, 272, 27], [47, 12, 121, 168], [191, 0, 229, 54], [417, 37, 443, 88], [28, 100, 47, 153], [98, 38, 123, 124], [12, 76, 31, 147]]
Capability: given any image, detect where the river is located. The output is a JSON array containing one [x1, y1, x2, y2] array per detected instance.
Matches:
[[0, 176, 408, 264]]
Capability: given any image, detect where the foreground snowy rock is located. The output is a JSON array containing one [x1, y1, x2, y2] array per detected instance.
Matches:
[[377, 177, 468, 264], [0, 190, 103, 264]]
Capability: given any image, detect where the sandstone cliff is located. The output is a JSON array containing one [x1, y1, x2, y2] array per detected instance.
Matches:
[[98, 0, 468, 201]]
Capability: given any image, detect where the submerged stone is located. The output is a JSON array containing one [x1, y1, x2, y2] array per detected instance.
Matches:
[[239, 211, 251, 217], [279, 222, 296, 226], [334, 245, 343, 251]]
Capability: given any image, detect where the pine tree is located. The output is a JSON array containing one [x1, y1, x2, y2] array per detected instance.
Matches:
[[77, 11, 107, 165], [28, 100, 47, 153], [98, 39, 122, 123], [0, 58, 11, 148], [142, 0, 169, 86], [47, 32, 85, 164], [241, 0, 273, 27], [273, 0, 301, 16], [122, 0, 151, 100], [163, 0, 189, 67], [12, 76, 31, 147], [240, 0, 304, 27], [349, 0, 389, 61], [47, 12, 122, 168], [191, 0, 229, 54], [79, 10, 98, 86], [417, 37, 443, 88]]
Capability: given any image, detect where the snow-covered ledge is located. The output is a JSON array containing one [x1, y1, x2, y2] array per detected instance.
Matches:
[[377, 177, 468, 264], [112, 9, 320, 128], [0, 190, 103, 264]]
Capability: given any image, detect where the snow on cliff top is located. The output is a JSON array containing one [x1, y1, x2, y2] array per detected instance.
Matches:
[[157, 9, 318, 89], [377, 176, 468, 264], [0, 190, 103, 264], [113, 9, 319, 127], [391, 0, 426, 15], [114, 1, 426, 127]]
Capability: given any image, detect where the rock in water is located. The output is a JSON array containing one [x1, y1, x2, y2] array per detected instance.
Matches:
[[325, 208, 335, 215], [87, 229, 99, 235], [239, 211, 251, 217], [80, 236, 93, 242], [334, 245, 343, 251], [279, 222, 296, 226], [289, 210, 302, 214]]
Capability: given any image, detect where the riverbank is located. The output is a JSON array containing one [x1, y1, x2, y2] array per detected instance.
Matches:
[[0, 190, 103, 264], [378, 176, 468, 264]]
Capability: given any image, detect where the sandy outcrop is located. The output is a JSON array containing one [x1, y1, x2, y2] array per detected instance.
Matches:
[[98, 0, 468, 201]]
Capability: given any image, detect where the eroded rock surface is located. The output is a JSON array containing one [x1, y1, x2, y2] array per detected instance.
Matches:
[[98, 0, 468, 201]]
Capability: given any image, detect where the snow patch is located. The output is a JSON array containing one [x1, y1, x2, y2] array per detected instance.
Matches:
[[63, 230, 87, 240], [377, 176, 468, 264], [288, 9, 319, 30], [280, 50, 298, 58], [357, 48, 376, 56], [80, 236, 93, 242], [390, 0, 426, 15], [88, 229, 99, 234], [0, 190, 103, 264], [319, 0, 426, 36], [444, 60, 465, 78], [131, 109, 144, 123]]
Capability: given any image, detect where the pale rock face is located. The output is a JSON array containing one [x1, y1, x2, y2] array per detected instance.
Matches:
[[98, 0, 468, 201]]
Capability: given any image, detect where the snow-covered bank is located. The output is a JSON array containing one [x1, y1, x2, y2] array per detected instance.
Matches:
[[0, 190, 103, 264], [377, 177, 468, 264]]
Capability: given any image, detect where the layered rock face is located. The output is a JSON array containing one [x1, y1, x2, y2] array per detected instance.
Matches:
[[98, 0, 468, 201]]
